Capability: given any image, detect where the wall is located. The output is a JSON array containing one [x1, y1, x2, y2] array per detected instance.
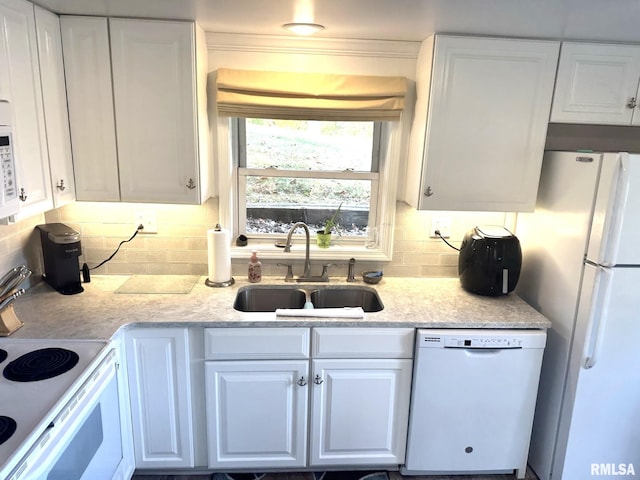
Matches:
[[0, 214, 45, 284], [0, 32, 513, 280], [43, 199, 511, 279]]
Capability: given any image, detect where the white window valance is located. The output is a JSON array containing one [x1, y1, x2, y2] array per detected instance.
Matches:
[[215, 68, 407, 121]]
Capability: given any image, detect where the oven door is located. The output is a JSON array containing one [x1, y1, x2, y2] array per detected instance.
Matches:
[[9, 352, 125, 480]]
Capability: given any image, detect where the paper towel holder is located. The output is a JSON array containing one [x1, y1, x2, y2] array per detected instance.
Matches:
[[205, 277, 235, 288], [206, 224, 235, 288]]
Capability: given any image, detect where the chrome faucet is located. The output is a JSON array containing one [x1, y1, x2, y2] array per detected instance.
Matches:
[[283, 222, 329, 282], [284, 222, 312, 280]]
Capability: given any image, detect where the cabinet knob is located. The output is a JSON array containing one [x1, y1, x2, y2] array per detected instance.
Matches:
[[627, 97, 637, 109], [313, 374, 324, 385], [56, 179, 66, 191], [424, 186, 433, 197], [186, 178, 196, 190], [18, 188, 27, 202], [297, 376, 307, 386]]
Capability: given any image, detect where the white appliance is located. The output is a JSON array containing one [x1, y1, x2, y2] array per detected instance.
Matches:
[[516, 151, 640, 480], [402, 329, 546, 478], [0, 100, 19, 220], [0, 339, 132, 480]]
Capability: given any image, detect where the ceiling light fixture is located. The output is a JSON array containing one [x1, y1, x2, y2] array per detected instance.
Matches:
[[282, 22, 325, 35]]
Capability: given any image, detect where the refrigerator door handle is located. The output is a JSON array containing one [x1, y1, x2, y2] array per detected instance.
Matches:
[[584, 267, 614, 369], [601, 154, 630, 265]]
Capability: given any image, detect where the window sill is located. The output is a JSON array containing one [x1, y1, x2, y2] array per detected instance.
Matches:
[[230, 241, 391, 262]]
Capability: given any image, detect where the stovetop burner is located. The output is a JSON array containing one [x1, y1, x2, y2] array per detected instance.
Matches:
[[0, 417, 16, 446], [3, 348, 79, 382], [0, 350, 6, 364]]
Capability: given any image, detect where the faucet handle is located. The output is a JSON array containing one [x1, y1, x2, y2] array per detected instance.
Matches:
[[320, 263, 334, 281], [277, 263, 294, 282], [347, 257, 356, 282]]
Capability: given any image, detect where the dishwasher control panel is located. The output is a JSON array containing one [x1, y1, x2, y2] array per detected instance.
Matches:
[[444, 337, 522, 348], [418, 329, 546, 349]]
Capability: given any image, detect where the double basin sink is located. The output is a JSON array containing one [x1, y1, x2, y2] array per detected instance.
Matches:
[[233, 285, 384, 313]]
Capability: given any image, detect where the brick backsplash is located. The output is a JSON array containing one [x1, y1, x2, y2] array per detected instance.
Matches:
[[0, 213, 45, 285], [34, 199, 513, 279]]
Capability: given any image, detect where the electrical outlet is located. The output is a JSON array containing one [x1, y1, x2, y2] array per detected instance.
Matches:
[[430, 216, 452, 238], [135, 211, 157, 234]]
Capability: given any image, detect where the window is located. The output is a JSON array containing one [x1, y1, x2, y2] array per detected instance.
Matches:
[[216, 67, 407, 260], [235, 118, 383, 242]]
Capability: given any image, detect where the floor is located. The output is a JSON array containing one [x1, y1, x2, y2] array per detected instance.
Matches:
[[131, 467, 540, 480]]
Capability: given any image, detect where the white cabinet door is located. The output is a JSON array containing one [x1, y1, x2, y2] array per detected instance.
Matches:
[[406, 35, 559, 212], [34, 6, 75, 208], [205, 360, 309, 469], [60, 16, 120, 201], [110, 19, 200, 204], [551, 42, 640, 125], [310, 358, 412, 466], [0, 0, 52, 219], [125, 328, 195, 469]]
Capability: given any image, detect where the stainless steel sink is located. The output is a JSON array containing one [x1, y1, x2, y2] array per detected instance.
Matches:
[[233, 286, 306, 312], [233, 285, 384, 313], [310, 286, 384, 312]]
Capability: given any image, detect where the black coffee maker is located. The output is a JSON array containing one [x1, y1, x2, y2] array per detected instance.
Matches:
[[36, 223, 84, 295]]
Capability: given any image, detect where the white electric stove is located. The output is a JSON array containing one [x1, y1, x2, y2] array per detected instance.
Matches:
[[0, 339, 109, 478]]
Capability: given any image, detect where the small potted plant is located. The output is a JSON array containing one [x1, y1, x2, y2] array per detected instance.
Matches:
[[316, 203, 342, 248]]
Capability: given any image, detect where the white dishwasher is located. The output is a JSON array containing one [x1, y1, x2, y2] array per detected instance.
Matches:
[[402, 329, 546, 479]]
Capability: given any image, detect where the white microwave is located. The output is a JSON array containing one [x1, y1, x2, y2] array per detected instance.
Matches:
[[0, 100, 19, 220]]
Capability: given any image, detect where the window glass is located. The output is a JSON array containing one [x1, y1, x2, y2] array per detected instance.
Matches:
[[238, 119, 380, 238], [244, 119, 374, 171]]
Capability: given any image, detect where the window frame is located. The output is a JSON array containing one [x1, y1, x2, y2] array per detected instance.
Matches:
[[216, 116, 403, 263], [234, 118, 383, 242]]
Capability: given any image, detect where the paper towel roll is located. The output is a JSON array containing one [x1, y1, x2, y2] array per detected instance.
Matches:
[[207, 227, 232, 284]]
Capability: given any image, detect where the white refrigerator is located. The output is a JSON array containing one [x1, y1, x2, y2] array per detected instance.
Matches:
[[516, 151, 640, 480]]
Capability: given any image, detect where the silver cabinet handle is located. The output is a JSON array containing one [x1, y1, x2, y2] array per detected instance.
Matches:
[[18, 188, 26, 202], [313, 374, 323, 385], [424, 186, 433, 197], [297, 376, 307, 386], [186, 178, 196, 190], [627, 97, 637, 109], [56, 179, 66, 191]]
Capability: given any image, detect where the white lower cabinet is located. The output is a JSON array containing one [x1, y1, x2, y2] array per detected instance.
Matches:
[[125, 328, 196, 469], [203, 327, 414, 470], [310, 358, 413, 466], [205, 360, 309, 469]]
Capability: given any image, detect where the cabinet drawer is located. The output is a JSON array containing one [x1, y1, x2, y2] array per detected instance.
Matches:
[[204, 328, 310, 360], [312, 328, 415, 358]]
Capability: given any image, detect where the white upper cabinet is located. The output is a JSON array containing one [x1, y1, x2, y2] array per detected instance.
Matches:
[[110, 19, 200, 203], [0, 0, 52, 219], [405, 35, 559, 212], [61, 16, 211, 204], [34, 6, 75, 208], [60, 16, 119, 201], [551, 42, 640, 125]]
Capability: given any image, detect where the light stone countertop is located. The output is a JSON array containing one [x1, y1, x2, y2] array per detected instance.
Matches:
[[7, 275, 550, 340]]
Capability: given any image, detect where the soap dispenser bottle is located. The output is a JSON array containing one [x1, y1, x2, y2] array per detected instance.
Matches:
[[248, 250, 262, 283]]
